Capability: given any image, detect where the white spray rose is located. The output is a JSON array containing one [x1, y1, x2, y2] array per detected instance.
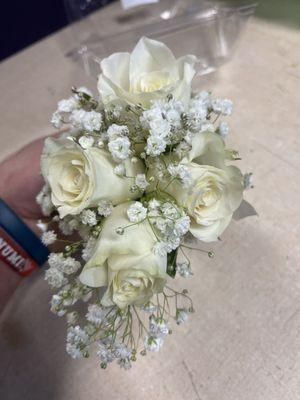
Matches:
[[164, 132, 244, 242], [98, 37, 197, 107], [41, 137, 144, 218], [79, 202, 167, 309]]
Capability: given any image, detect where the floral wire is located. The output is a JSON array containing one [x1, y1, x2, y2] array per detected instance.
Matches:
[[180, 244, 211, 254], [146, 217, 161, 241], [212, 113, 221, 124], [156, 293, 162, 318], [179, 245, 191, 264], [132, 305, 150, 336], [121, 307, 132, 342], [160, 292, 167, 319], [120, 220, 147, 231], [166, 285, 194, 308]]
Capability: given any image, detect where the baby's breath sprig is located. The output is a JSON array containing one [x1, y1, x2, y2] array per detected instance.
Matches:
[[71, 86, 98, 110]]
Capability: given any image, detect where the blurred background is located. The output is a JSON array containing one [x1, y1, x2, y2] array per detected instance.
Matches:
[[1, 0, 300, 62]]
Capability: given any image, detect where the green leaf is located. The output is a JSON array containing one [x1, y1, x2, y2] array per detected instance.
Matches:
[[167, 249, 178, 278], [233, 200, 258, 220]]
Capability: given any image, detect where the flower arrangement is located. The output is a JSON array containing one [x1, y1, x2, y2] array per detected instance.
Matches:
[[37, 37, 254, 369]]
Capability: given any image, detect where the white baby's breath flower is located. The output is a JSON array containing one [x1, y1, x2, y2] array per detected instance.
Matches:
[[164, 103, 183, 128], [41, 230, 57, 245], [200, 122, 215, 133], [127, 202, 147, 223], [149, 316, 169, 338], [144, 336, 164, 352], [50, 111, 63, 129], [79, 135, 94, 149], [66, 343, 85, 359], [97, 200, 113, 217], [41, 196, 53, 217], [66, 325, 89, 358], [153, 217, 167, 233], [165, 236, 180, 252], [82, 237, 97, 261], [108, 137, 131, 161], [107, 124, 129, 141], [135, 174, 149, 191], [167, 163, 192, 187], [146, 135, 167, 156], [144, 100, 179, 129], [187, 98, 208, 131], [141, 302, 157, 313], [70, 110, 102, 132], [176, 261, 193, 278], [148, 199, 161, 210], [83, 110, 102, 132], [212, 99, 233, 116], [176, 308, 189, 325], [153, 241, 168, 257], [195, 90, 212, 105], [86, 304, 103, 325], [36, 185, 53, 217], [45, 267, 65, 288], [81, 210, 97, 226], [114, 342, 132, 360], [57, 97, 78, 113], [67, 325, 89, 345], [161, 202, 178, 219], [58, 219, 74, 236], [150, 118, 171, 137], [147, 206, 160, 219], [61, 257, 81, 275], [50, 294, 66, 316], [48, 252, 65, 269], [174, 216, 190, 236], [97, 345, 115, 364], [243, 172, 253, 189], [219, 121, 229, 137], [115, 343, 132, 369]]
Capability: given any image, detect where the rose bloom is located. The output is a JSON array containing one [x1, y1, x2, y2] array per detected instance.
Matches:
[[98, 37, 197, 107], [163, 132, 244, 242], [79, 202, 167, 309], [41, 137, 144, 218]]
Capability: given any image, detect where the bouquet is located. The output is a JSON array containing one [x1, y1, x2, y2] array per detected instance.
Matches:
[[37, 37, 254, 369]]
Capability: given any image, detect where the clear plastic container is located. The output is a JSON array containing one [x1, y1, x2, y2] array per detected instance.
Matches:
[[64, 0, 257, 79]]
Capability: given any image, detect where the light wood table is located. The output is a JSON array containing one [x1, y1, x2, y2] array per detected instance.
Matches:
[[1, 3, 300, 400]]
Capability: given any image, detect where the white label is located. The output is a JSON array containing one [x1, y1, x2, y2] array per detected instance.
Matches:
[[121, 0, 159, 10]]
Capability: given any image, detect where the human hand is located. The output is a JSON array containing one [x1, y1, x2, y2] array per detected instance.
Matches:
[[0, 135, 61, 313], [0, 137, 47, 235]]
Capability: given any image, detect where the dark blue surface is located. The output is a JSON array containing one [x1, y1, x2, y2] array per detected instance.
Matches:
[[0, 0, 115, 61], [0, 199, 49, 266]]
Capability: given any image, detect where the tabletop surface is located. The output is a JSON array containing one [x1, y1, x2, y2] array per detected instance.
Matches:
[[1, 3, 300, 400]]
